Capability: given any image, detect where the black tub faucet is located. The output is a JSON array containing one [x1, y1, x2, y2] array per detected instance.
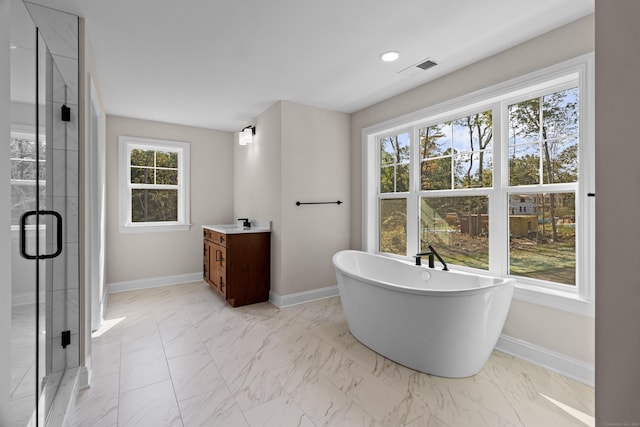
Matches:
[[415, 245, 449, 271], [414, 251, 435, 268]]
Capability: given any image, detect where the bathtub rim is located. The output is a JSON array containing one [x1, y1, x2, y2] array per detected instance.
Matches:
[[333, 249, 515, 297]]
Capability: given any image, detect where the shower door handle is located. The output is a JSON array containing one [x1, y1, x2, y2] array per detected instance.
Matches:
[[19, 210, 63, 260]]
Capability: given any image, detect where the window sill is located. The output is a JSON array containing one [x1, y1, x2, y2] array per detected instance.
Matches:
[[381, 255, 594, 318], [119, 223, 192, 234], [513, 282, 594, 318], [429, 263, 594, 318]]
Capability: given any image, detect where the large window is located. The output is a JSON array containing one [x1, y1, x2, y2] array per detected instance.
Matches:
[[364, 55, 594, 304], [507, 87, 579, 285], [418, 111, 493, 270], [119, 136, 190, 232]]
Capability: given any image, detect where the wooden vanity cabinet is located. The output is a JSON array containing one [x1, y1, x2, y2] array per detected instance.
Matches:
[[203, 228, 271, 307]]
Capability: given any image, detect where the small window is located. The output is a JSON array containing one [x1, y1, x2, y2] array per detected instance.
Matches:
[[119, 136, 190, 233]]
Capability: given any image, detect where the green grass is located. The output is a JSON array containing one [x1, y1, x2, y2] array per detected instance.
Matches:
[[509, 240, 575, 285], [439, 247, 489, 270], [427, 233, 489, 270], [382, 228, 576, 286], [428, 233, 575, 285]]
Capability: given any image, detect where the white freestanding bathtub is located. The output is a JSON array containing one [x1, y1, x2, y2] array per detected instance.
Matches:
[[333, 250, 515, 378]]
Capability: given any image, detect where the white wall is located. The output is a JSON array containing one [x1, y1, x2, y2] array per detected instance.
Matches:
[[234, 101, 351, 297], [233, 102, 283, 292], [0, 0, 12, 422], [105, 115, 233, 284], [79, 18, 107, 382], [595, 0, 640, 423], [280, 101, 351, 294], [84, 26, 106, 325], [351, 15, 595, 366]]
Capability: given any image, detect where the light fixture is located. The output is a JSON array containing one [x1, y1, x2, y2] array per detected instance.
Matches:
[[239, 125, 255, 145], [379, 51, 400, 62]]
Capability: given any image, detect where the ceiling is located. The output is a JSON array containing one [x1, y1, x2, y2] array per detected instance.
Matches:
[[21, 0, 593, 132]]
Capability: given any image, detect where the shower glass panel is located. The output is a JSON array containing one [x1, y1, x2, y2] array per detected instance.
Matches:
[[10, 1, 79, 425]]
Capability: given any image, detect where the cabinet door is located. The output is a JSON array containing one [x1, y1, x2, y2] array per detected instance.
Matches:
[[203, 242, 210, 282], [210, 243, 226, 292]]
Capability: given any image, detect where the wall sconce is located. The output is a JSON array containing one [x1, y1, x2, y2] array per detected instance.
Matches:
[[239, 125, 255, 145]]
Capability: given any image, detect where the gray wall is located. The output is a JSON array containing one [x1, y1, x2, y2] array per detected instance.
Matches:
[[234, 101, 351, 298], [105, 116, 234, 284], [0, 0, 12, 423], [595, 1, 640, 424], [351, 15, 595, 365]]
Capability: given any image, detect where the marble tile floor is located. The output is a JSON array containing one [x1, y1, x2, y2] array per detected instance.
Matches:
[[73, 281, 594, 427], [11, 302, 42, 426]]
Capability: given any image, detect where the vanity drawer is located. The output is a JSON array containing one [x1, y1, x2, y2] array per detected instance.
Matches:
[[204, 229, 227, 246]]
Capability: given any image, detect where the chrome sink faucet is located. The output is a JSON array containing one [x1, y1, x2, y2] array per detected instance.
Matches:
[[414, 245, 449, 271]]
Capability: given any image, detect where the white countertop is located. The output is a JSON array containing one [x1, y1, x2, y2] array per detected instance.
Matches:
[[203, 220, 271, 234]]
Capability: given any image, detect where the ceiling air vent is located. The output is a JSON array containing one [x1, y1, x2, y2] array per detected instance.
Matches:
[[398, 57, 438, 78], [416, 59, 437, 70]]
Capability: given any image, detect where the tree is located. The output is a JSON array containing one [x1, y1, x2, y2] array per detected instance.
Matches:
[[455, 112, 492, 235], [509, 153, 540, 185], [454, 111, 493, 189], [380, 134, 409, 193], [129, 148, 179, 222], [419, 123, 454, 190]]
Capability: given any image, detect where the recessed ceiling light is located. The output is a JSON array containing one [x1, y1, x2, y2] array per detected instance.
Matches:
[[379, 51, 400, 62]]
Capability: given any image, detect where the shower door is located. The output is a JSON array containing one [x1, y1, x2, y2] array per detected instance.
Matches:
[[9, 1, 80, 425]]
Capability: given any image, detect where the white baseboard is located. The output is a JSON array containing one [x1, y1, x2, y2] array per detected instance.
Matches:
[[77, 362, 91, 390], [107, 272, 202, 294], [496, 334, 594, 387], [269, 285, 339, 308], [48, 367, 79, 427]]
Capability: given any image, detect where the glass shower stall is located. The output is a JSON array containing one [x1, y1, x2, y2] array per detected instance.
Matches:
[[9, 1, 80, 425]]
